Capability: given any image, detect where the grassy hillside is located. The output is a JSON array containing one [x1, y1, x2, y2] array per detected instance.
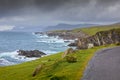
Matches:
[[0, 44, 118, 80], [78, 24, 120, 35], [49, 23, 120, 36]]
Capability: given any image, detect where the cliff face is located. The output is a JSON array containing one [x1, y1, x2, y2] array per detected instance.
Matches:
[[75, 28, 120, 49], [46, 30, 88, 40]]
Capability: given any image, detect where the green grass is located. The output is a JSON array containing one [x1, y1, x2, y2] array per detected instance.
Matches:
[[72, 24, 120, 35], [0, 44, 118, 80], [49, 24, 120, 36], [48, 30, 67, 32]]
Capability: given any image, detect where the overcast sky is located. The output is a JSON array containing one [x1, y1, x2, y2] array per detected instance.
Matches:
[[0, 0, 120, 31]]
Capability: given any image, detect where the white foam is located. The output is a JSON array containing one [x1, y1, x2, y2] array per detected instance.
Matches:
[[0, 58, 15, 66], [41, 50, 58, 54], [0, 50, 18, 58], [34, 34, 49, 38], [0, 49, 58, 66], [36, 39, 65, 43], [0, 33, 75, 66], [35, 34, 74, 44], [0, 50, 38, 66]]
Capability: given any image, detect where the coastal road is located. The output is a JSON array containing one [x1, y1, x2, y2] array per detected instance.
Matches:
[[82, 46, 120, 80]]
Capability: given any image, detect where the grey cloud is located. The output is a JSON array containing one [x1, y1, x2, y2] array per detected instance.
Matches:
[[96, 0, 120, 5], [0, 0, 90, 13], [0, 0, 120, 27], [0, 0, 119, 13]]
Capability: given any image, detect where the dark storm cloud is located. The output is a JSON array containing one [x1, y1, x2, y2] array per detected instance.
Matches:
[[0, 0, 120, 27], [0, 0, 91, 23], [96, 0, 120, 5], [0, 0, 119, 13], [0, 0, 90, 13]]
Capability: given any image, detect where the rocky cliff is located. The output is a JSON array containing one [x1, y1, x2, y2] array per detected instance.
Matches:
[[45, 30, 88, 40], [69, 28, 120, 49]]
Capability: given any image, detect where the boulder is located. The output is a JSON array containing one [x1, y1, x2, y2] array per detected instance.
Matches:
[[32, 64, 44, 77], [62, 48, 74, 58], [17, 50, 46, 57], [68, 42, 77, 46], [87, 43, 94, 49], [77, 44, 88, 49]]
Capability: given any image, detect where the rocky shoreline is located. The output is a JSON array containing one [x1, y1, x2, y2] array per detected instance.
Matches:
[[35, 30, 88, 40], [17, 50, 46, 57], [35, 28, 120, 50], [70, 28, 120, 49]]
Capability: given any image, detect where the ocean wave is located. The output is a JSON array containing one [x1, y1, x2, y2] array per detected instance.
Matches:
[[0, 49, 60, 66], [0, 50, 38, 66], [33, 33, 49, 38], [33, 33, 74, 44], [36, 39, 65, 43], [0, 58, 15, 66], [0, 32, 73, 66], [41, 50, 58, 54]]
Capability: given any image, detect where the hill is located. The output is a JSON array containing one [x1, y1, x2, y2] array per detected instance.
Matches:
[[72, 28, 120, 49], [76, 23, 120, 35], [47, 23, 120, 36], [42, 23, 120, 40], [43, 23, 99, 31], [12, 23, 98, 32]]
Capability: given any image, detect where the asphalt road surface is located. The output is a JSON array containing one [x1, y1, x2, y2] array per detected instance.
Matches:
[[82, 47, 120, 80]]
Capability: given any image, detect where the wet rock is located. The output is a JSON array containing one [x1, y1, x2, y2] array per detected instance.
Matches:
[[17, 50, 46, 57], [68, 42, 77, 46]]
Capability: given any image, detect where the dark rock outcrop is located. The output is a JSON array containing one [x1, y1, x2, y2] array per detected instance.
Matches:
[[69, 28, 120, 49], [62, 48, 74, 58], [17, 50, 46, 57], [68, 42, 77, 46], [46, 30, 88, 40]]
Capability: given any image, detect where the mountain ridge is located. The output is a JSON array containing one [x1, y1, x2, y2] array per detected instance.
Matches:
[[12, 23, 99, 32]]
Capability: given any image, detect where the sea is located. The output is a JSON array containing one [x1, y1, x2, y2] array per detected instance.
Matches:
[[0, 31, 73, 66]]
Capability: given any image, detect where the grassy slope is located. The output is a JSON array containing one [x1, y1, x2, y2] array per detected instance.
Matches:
[[0, 44, 118, 80], [72, 24, 120, 35], [50, 24, 120, 35]]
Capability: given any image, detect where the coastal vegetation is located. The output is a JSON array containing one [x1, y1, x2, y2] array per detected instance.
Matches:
[[79, 23, 120, 35]]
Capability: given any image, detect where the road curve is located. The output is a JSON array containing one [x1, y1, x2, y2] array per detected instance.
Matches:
[[82, 46, 120, 80]]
